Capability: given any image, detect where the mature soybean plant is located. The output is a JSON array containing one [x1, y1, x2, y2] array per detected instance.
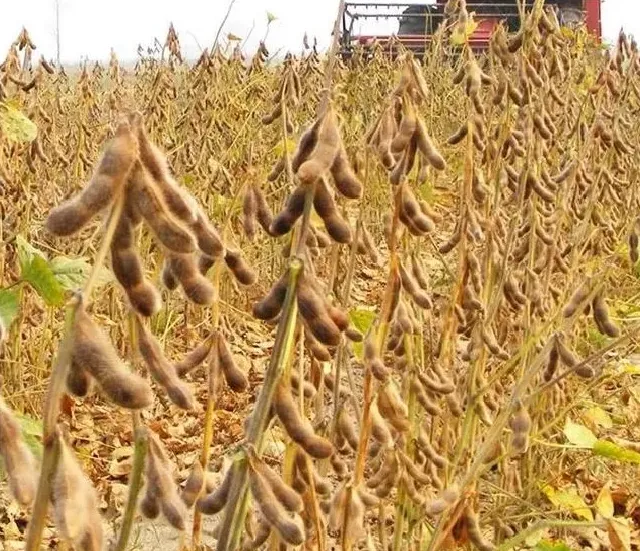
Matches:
[[2, 1, 640, 550]]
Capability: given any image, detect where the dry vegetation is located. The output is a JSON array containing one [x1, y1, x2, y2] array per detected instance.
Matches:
[[2, 1, 640, 550]]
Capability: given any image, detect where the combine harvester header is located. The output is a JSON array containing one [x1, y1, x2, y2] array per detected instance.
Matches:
[[340, 0, 602, 56]]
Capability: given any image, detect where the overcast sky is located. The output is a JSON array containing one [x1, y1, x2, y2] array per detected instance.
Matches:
[[0, 0, 634, 64]]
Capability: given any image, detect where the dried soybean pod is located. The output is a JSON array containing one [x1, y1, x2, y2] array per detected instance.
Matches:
[[390, 99, 417, 154], [174, 336, 214, 377], [161, 258, 179, 291], [447, 123, 468, 145], [190, 208, 225, 259], [241, 516, 272, 551], [242, 185, 257, 240], [297, 277, 342, 346], [66, 360, 93, 398], [52, 437, 104, 549], [134, 120, 198, 224], [415, 117, 446, 170], [592, 293, 620, 338], [297, 108, 341, 185], [247, 448, 303, 513], [273, 381, 333, 458], [377, 107, 396, 168], [267, 156, 285, 182], [377, 381, 410, 432], [197, 466, 233, 515], [563, 280, 591, 318], [72, 308, 153, 410], [181, 461, 205, 508], [269, 183, 307, 236], [253, 271, 289, 320], [291, 119, 320, 172], [217, 333, 249, 392], [128, 162, 197, 254], [224, 248, 257, 286], [167, 253, 215, 305], [314, 177, 352, 244], [145, 435, 187, 530], [248, 466, 305, 546], [45, 120, 137, 236], [464, 505, 496, 551], [439, 224, 462, 254], [0, 399, 38, 506], [135, 317, 195, 410], [555, 336, 579, 368], [509, 399, 531, 434], [331, 144, 363, 199], [337, 408, 360, 451], [253, 184, 274, 234], [345, 327, 363, 342], [544, 343, 559, 382]]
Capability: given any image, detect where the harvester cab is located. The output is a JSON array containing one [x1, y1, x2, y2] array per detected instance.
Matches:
[[340, 0, 602, 57]]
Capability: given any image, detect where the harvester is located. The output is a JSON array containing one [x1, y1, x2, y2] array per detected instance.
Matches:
[[340, 0, 602, 56]]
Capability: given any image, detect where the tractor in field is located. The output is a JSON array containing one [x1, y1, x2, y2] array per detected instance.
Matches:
[[339, 1, 603, 57]]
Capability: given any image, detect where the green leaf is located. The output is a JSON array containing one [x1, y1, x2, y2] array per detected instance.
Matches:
[[596, 484, 614, 519], [23, 255, 65, 306], [593, 440, 640, 464], [349, 308, 376, 334], [348, 308, 376, 360], [583, 406, 613, 429], [534, 541, 573, 551], [0, 101, 38, 143], [16, 234, 46, 270], [14, 413, 43, 460], [563, 419, 597, 448], [16, 236, 65, 306], [540, 484, 594, 521], [0, 288, 19, 329], [50, 256, 110, 291]]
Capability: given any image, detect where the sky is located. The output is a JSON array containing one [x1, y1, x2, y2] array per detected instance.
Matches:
[[0, 0, 635, 64]]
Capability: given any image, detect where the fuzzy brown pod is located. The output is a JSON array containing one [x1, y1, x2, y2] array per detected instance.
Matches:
[[331, 143, 363, 199], [592, 293, 620, 338], [166, 253, 215, 305], [252, 184, 274, 234], [0, 398, 38, 506], [328, 483, 366, 543], [296, 275, 342, 346], [45, 119, 137, 236], [296, 108, 341, 185], [248, 461, 305, 545], [247, 447, 303, 513], [72, 307, 153, 409], [197, 465, 233, 515], [464, 505, 496, 551], [181, 461, 205, 508], [313, 176, 352, 244], [425, 484, 460, 516], [224, 248, 257, 286], [269, 182, 308, 236], [52, 437, 104, 550], [274, 381, 333, 458], [562, 280, 592, 318], [253, 270, 289, 321], [377, 381, 410, 433], [143, 432, 188, 530], [111, 210, 162, 317], [135, 317, 195, 410], [242, 185, 257, 240], [174, 335, 214, 377], [509, 399, 531, 454], [128, 162, 198, 254], [134, 121, 199, 225], [217, 333, 249, 392]]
